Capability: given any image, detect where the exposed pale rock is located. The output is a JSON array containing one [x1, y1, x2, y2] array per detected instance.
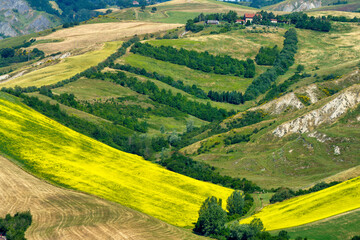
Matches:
[[334, 146, 341, 155], [273, 85, 360, 137], [308, 131, 331, 143], [254, 92, 304, 115], [304, 84, 319, 104], [273, 0, 322, 12]]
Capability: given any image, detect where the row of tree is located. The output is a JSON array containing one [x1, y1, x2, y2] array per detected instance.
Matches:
[[40, 89, 152, 133], [244, 28, 298, 101], [0, 47, 44, 67], [85, 71, 234, 122], [113, 63, 208, 99], [270, 181, 341, 204], [114, 63, 245, 105], [0, 37, 140, 96], [130, 42, 256, 77], [278, 12, 331, 32], [255, 45, 279, 66], [160, 153, 261, 193], [258, 71, 309, 105]]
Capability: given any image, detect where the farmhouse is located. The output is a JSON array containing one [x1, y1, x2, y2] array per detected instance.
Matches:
[[244, 13, 262, 23], [132, 1, 139, 5], [244, 13, 255, 22], [236, 19, 245, 24], [271, 19, 278, 23], [206, 20, 220, 25]]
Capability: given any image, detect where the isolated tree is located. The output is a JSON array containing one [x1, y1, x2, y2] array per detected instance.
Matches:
[[194, 196, 227, 236], [296, 64, 305, 73], [151, 7, 157, 12], [140, 5, 146, 11], [227, 191, 244, 216]]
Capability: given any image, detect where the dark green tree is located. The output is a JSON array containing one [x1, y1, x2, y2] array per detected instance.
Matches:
[[226, 191, 244, 216], [194, 196, 227, 236]]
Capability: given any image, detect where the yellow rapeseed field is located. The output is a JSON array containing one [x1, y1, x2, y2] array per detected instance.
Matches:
[[2, 41, 121, 88], [241, 177, 360, 230], [0, 93, 233, 227]]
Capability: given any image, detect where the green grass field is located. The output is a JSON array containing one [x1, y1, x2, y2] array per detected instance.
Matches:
[[122, 53, 253, 93], [2, 41, 122, 88], [272, 209, 360, 240], [0, 91, 234, 228], [52, 77, 207, 134]]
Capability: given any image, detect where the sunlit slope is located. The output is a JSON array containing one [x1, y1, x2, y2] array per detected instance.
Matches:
[[0, 156, 206, 240], [241, 177, 360, 230], [2, 41, 121, 88], [0, 92, 233, 227]]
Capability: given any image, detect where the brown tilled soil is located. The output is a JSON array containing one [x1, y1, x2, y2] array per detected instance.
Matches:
[[0, 156, 205, 240]]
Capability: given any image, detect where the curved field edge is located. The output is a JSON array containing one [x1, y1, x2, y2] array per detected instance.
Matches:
[[0, 92, 233, 227], [240, 176, 360, 230], [0, 155, 206, 240], [1, 41, 122, 88], [271, 208, 360, 240]]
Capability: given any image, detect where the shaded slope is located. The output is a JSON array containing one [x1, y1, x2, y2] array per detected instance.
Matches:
[[0, 92, 233, 227], [0, 155, 205, 240], [240, 176, 360, 230]]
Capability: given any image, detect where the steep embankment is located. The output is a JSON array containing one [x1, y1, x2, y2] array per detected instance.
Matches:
[[0, 92, 233, 228], [0, 155, 205, 240], [241, 176, 360, 230], [0, 0, 59, 37], [273, 84, 360, 137]]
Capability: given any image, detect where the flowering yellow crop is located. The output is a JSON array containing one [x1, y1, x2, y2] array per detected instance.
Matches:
[[241, 177, 360, 230], [0, 94, 233, 227]]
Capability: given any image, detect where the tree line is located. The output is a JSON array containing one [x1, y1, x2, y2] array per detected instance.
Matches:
[[85, 71, 234, 122], [244, 28, 298, 101], [2, 91, 175, 159], [114, 63, 245, 104], [40, 89, 152, 133], [255, 45, 279, 66], [160, 153, 261, 193], [0, 37, 140, 95], [277, 12, 331, 32], [270, 181, 341, 204], [258, 71, 309, 105], [130, 42, 256, 78], [0, 46, 44, 68]]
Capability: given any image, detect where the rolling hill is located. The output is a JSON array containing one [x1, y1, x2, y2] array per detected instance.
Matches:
[[0, 91, 233, 228], [0, 155, 205, 240], [240, 176, 360, 230], [265, 0, 360, 12], [0, 0, 359, 238]]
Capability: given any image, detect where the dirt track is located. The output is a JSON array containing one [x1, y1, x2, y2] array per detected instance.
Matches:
[[0, 156, 204, 240]]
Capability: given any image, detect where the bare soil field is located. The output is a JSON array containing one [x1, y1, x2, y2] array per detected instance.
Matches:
[[34, 22, 182, 54], [0, 156, 204, 240]]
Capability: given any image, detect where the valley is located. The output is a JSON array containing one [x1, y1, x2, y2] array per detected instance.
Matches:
[[0, 0, 359, 239]]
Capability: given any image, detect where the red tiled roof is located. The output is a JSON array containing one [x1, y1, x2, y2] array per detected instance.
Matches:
[[236, 19, 245, 22], [244, 13, 255, 18]]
